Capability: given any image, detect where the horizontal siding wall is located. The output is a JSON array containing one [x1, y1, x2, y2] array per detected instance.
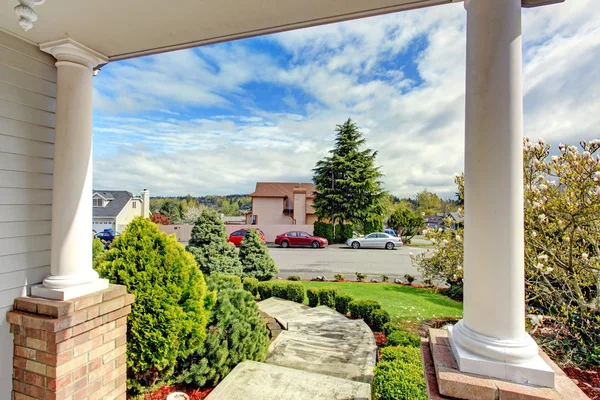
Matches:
[[0, 31, 56, 399]]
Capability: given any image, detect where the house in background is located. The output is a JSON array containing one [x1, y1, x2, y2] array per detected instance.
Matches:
[[247, 182, 318, 225], [221, 215, 246, 225], [93, 189, 150, 232]]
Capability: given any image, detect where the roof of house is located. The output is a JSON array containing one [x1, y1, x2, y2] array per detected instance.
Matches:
[[92, 190, 134, 218], [447, 211, 465, 223], [249, 182, 316, 199]]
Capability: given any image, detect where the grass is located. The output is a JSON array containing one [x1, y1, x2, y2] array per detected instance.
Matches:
[[299, 281, 462, 322]]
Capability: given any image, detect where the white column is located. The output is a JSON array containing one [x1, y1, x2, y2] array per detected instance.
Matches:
[[31, 39, 109, 301], [448, 0, 555, 387]]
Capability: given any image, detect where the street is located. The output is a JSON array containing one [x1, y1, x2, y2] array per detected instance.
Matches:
[[269, 244, 428, 282]]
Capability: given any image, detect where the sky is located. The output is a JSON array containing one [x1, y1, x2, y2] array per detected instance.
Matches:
[[92, 0, 600, 199]]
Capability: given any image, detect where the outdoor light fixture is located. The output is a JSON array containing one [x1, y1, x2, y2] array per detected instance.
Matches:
[[93, 68, 101, 76], [14, 0, 45, 31]]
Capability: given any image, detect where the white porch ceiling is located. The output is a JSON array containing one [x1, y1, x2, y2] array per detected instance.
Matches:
[[0, 0, 462, 61]]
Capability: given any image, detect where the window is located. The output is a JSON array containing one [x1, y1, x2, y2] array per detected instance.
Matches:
[[132, 201, 136, 209], [93, 198, 103, 207], [234, 230, 246, 236], [286, 232, 297, 237], [298, 232, 309, 238], [366, 233, 377, 239]]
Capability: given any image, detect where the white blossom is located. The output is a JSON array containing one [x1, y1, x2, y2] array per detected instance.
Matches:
[[582, 253, 589, 261], [533, 201, 543, 209], [537, 254, 549, 262], [559, 144, 566, 153], [551, 156, 559, 162], [583, 151, 591, 159], [538, 138, 545, 145], [535, 263, 544, 270], [531, 231, 538, 237], [569, 145, 578, 153], [455, 235, 462, 242], [594, 171, 600, 181], [422, 229, 429, 235], [545, 267, 553, 274], [539, 184, 548, 192], [538, 214, 547, 223], [597, 188, 600, 198], [457, 265, 463, 271]]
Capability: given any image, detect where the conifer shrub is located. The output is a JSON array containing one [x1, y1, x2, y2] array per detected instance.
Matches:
[[239, 229, 278, 281], [372, 346, 426, 400], [242, 277, 259, 297], [371, 309, 391, 332], [318, 287, 337, 308], [287, 275, 301, 281], [186, 209, 242, 276], [92, 238, 105, 265], [349, 300, 382, 325], [387, 329, 421, 348], [258, 281, 305, 303], [182, 274, 269, 387], [307, 288, 319, 307], [334, 293, 354, 315], [95, 217, 210, 394]]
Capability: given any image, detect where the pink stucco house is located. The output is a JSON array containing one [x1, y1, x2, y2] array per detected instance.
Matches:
[[246, 182, 318, 226]]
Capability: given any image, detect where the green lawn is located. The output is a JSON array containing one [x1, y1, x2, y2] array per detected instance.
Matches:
[[299, 281, 462, 322]]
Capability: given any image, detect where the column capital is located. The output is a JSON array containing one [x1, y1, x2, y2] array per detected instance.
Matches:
[[40, 38, 108, 69]]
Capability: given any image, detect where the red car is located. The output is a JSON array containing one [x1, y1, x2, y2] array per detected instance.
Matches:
[[228, 228, 266, 246], [275, 231, 328, 248]]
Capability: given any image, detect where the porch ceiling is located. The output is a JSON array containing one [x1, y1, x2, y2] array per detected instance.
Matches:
[[0, 0, 461, 61]]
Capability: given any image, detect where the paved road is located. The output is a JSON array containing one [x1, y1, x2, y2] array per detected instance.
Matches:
[[269, 244, 427, 282]]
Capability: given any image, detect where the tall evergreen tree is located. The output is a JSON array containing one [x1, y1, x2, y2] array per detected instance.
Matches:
[[312, 118, 385, 230], [186, 209, 242, 276], [239, 229, 278, 281]]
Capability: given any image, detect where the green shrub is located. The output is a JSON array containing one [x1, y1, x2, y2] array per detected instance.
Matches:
[[314, 221, 333, 243], [243, 277, 259, 297], [349, 300, 382, 325], [355, 272, 367, 282], [307, 288, 319, 307], [404, 274, 415, 284], [182, 274, 269, 387], [92, 238, 105, 265], [381, 275, 389, 283], [95, 217, 210, 394], [186, 209, 242, 276], [383, 322, 402, 337], [363, 217, 384, 235], [212, 274, 241, 286], [258, 281, 305, 303], [334, 273, 345, 281], [314, 221, 354, 244], [318, 287, 337, 308], [239, 229, 278, 281], [257, 281, 273, 300], [287, 275, 301, 281], [334, 293, 353, 315], [372, 347, 427, 400], [380, 346, 422, 364], [371, 309, 391, 332], [334, 223, 354, 244], [387, 330, 421, 348]]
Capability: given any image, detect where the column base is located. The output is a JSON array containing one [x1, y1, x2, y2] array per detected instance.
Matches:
[[448, 323, 555, 388], [31, 278, 109, 300]]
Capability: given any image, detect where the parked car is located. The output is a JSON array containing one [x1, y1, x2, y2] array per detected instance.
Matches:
[[384, 228, 396, 237], [228, 228, 266, 246], [346, 232, 403, 250], [275, 231, 328, 248], [94, 229, 120, 248]]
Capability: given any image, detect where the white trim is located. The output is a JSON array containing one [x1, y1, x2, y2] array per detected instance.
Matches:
[[39, 38, 108, 68]]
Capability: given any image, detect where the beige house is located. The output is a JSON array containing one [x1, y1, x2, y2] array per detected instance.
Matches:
[[92, 189, 150, 233], [247, 182, 318, 226], [0, 0, 573, 399]]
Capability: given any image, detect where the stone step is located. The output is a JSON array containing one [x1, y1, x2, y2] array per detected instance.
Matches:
[[206, 361, 371, 400]]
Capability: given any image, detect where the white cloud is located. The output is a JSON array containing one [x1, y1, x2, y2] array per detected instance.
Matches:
[[93, 1, 600, 199]]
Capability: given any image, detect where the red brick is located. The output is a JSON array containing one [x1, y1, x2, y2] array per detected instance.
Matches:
[[72, 364, 88, 381], [88, 362, 114, 383], [26, 337, 46, 352], [115, 335, 126, 347], [73, 332, 89, 346], [86, 306, 100, 320], [24, 359, 47, 376], [13, 379, 46, 399], [14, 298, 39, 314], [45, 311, 87, 333], [114, 354, 126, 368], [7, 311, 24, 325], [25, 327, 48, 341], [103, 344, 126, 364], [73, 291, 104, 311], [73, 335, 102, 358], [14, 356, 27, 369], [37, 300, 73, 318], [103, 364, 126, 386], [103, 325, 127, 344], [72, 316, 103, 337], [13, 392, 37, 400], [74, 377, 103, 400], [88, 357, 102, 372], [14, 369, 46, 387], [124, 293, 135, 306], [14, 345, 36, 360], [50, 328, 74, 344], [102, 306, 131, 324], [22, 314, 46, 330], [14, 334, 26, 346], [115, 317, 127, 328], [47, 373, 73, 391], [102, 285, 126, 302]]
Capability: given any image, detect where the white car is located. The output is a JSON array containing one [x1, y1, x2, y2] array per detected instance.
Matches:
[[346, 232, 403, 250]]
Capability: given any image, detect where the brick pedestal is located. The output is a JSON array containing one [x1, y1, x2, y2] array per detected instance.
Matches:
[[7, 285, 134, 400]]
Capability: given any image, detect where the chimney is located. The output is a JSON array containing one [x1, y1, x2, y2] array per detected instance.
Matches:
[[293, 187, 307, 225], [141, 189, 150, 218]]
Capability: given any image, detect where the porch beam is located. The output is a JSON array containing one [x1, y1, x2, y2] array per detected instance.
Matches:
[[448, 0, 555, 387]]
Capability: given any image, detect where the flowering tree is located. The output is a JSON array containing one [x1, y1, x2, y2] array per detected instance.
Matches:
[[182, 206, 207, 224]]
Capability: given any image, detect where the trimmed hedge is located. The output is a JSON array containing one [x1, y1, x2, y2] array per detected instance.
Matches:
[[313, 221, 354, 244], [287, 275, 301, 281], [371, 309, 391, 332], [307, 288, 319, 307], [387, 329, 421, 348], [372, 346, 427, 400], [334, 293, 353, 315], [383, 322, 402, 337], [349, 300, 382, 325], [318, 287, 337, 308], [258, 281, 305, 303], [242, 277, 259, 297]]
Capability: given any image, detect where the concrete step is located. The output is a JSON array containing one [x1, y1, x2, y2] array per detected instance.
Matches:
[[206, 361, 371, 400]]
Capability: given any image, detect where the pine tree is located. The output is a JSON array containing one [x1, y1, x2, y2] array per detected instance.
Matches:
[[313, 118, 385, 229], [187, 209, 242, 276], [239, 229, 278, 281]]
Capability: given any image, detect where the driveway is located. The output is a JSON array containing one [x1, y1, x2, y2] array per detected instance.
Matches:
[[269, 244, 427, 282]]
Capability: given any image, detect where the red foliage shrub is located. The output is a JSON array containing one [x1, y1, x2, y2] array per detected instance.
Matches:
[[151, 213, 171, 225], [142, 384, 213, 400]]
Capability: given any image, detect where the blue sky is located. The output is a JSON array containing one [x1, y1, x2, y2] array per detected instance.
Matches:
[[92, 0, 600, 198]]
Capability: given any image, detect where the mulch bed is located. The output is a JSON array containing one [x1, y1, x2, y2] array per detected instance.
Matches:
[[563, 366, 600, 400], [143, 384, 213, 400]]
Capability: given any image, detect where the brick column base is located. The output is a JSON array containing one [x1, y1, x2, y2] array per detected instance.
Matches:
[[7, 285, 134, 400]]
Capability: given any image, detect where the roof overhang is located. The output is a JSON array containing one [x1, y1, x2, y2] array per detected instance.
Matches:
[[1, 0, 465, 62]]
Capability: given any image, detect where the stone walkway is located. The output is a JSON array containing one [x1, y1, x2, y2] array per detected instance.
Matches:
[[207, 298, 377, 399]]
